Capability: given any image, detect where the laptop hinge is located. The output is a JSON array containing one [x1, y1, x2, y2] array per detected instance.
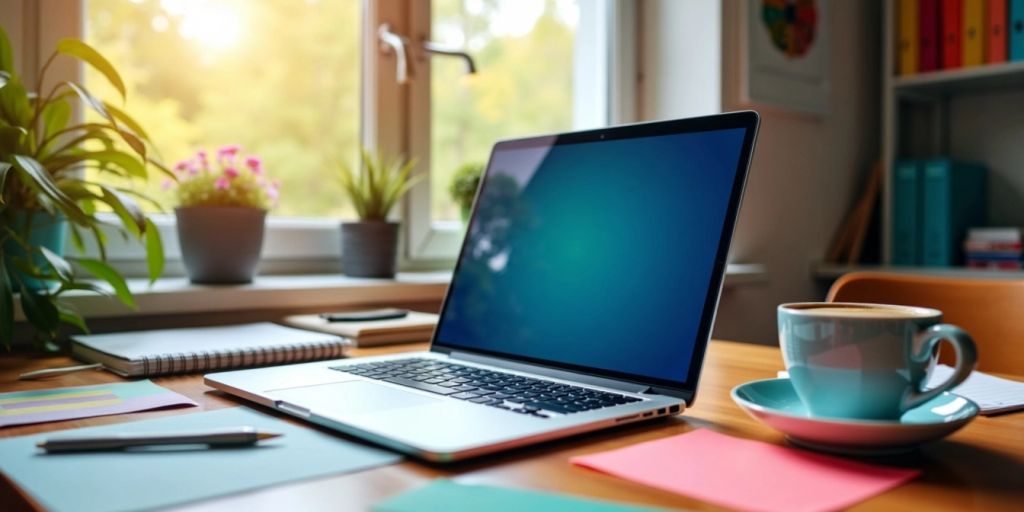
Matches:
[[447, 351, 653, 395]]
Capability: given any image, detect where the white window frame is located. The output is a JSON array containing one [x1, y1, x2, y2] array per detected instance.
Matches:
[[15, 0, 636, 276]]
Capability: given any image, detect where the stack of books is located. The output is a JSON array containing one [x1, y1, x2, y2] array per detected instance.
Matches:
[[897, 0, 1024, 75], [964, 227, 1024, 269], [285, 311, 439, 347]]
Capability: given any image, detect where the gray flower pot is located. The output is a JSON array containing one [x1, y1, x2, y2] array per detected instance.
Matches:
[[341, 221, 399, 278], [175, 206, 266, 283]]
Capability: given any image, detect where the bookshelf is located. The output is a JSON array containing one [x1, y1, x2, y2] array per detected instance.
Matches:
[[876, 0, 1024, 275]]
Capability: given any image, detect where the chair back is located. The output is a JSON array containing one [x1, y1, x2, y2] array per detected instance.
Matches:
[[827, 271, 1024, 374]]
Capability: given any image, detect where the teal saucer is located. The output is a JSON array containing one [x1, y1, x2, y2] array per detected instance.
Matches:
[[731, 378, 979, 455]]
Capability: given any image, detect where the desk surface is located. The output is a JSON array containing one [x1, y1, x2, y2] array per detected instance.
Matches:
[[2, 340, 1022, 511]]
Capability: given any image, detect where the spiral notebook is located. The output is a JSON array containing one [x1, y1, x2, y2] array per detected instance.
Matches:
[[71, 323, 351, 377]]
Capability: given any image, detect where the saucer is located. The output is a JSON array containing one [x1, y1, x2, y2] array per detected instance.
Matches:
[[731, 378, 979, 455]]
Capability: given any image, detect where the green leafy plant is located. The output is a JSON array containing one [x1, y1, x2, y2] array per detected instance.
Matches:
[[447, 162, 484, 221], [337, 148, 420, 221], [0, 26, 167, 349]]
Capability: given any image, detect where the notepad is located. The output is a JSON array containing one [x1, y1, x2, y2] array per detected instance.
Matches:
[[285, 311, 438, 346], [571, 429, 920, 512], [72, 323, 351, 377], [373, 480, 666, 512], [0, 407, 402, 512], [926, 364, 1024, 415]]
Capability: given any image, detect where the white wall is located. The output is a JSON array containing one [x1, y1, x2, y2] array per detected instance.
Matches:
[[639, 0, 881, 344]]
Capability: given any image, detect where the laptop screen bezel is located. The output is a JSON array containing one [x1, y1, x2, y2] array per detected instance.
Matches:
[[428, 111, 760, 402]]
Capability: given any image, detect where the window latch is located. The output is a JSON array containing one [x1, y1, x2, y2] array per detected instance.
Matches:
[[378, 23, 477, 85]]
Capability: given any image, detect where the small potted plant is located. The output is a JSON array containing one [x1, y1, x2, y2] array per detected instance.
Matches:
[[0, 27, 166, 348], [337, 149, 420, 278], [170, 145, 279, 283], [448, 162, 485, 223]]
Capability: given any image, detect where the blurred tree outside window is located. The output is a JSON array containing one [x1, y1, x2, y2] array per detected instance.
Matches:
[[84, 0, 579, 222]]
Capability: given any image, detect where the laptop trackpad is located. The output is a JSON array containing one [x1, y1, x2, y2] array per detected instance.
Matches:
[[267, 381, 441, 416]]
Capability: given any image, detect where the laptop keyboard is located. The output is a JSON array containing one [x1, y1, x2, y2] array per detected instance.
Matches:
[[330, 358, 642, 418]]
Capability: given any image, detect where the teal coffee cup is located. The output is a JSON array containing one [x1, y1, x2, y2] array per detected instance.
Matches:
[[778, 302, 977, 420]]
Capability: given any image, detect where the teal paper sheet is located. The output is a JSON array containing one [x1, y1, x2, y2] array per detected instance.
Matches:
[[373, 480, 667, 512], [0, 407, 402, 512]]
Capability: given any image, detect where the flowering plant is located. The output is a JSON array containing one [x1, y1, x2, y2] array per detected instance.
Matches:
[[169, 145, 279, 210]]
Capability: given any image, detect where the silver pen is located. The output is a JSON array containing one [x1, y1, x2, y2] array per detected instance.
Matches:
[[36, 427, 283, 453]]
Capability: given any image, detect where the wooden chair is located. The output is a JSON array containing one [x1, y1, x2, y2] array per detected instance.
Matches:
[[827, 271, 1024, 374]]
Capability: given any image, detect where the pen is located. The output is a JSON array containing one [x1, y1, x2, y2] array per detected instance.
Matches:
[[36, 427, 283, 453], [18, 363, 105, 380]]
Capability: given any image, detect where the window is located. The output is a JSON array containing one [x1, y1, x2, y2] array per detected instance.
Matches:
[[21, 0, 634, 274]]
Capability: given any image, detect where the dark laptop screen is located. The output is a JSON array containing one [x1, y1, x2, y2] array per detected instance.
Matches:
[[433, 115, 755, 391]]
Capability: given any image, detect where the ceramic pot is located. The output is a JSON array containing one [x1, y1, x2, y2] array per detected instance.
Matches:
[[340, 221, 399, 278], [175, 206, 266, 283], [3, 211, 68, 291]]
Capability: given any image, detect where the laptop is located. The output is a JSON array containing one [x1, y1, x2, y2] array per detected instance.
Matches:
[[206, 111, 760, 462]]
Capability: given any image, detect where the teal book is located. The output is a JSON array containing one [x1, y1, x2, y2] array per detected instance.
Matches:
[[921, 159, 988, 266], [891, 160, 921, 265], [1012, 0, 1024, 61]]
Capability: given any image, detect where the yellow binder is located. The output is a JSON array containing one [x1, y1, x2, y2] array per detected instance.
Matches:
[[963, 0, 987, 65], [899, 0, 920, 74]]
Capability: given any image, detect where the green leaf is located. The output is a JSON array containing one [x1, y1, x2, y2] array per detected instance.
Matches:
[[89, 149, 147, 179], [0, 258, 14, 349], [103, 101, 149, 141], [117, 129, 147, 163], [0, 70, 8, 90], [0, 73, 31, 126], [58, 304, 89, 334], [12, 155, 89, 224], [75, 259, 135, 309], [18, 282, 60, 340], [143, 218, 164, 284], [40, 246, 73, 282], [0, 25, 13, 74], [39, 98, 71, 140], [56, 39, 125, 101], [98, 185, 145, 237], [65, 81, 116, 127], [0, 161, 10, 204]]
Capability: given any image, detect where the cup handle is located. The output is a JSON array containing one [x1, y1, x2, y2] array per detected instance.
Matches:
[[905, 324, 978, 410]]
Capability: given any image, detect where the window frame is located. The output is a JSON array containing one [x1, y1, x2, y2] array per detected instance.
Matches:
[[20, 0, 636, 276]]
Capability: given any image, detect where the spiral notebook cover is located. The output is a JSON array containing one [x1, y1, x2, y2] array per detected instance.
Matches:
[[71, 323, 350, 377]]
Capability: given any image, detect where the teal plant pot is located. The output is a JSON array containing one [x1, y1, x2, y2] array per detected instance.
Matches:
[[2, 212, 68, 291]]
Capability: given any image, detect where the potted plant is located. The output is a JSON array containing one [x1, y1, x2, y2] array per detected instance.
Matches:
[[0, 27, 166, 348], [337, 149, 420, 278], [171, 145, 279, 283], [448, 162, 484, 223]]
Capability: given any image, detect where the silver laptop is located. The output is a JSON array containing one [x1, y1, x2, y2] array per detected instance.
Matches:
[[206, 111, 759, 462]]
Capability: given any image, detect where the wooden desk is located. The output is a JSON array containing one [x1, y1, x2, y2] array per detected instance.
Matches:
[[2, 340, 1022, 511]]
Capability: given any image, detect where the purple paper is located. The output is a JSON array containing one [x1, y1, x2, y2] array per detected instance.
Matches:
[[0, 380, 196, 428]]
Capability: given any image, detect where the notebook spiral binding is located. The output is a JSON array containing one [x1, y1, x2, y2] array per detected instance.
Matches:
[[139, 340, 346, 376]]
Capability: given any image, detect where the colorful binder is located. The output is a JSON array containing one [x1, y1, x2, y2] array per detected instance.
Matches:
[[892, 160, 921, 265], [963, 0, 987, 65], [1012, 0, 1024, 60], [920, 0, 942, 71], [921, 160, 988, 267], [900, 0, 921, 74], [987, 0, 1009, 62], [942, 0, 964, 68]]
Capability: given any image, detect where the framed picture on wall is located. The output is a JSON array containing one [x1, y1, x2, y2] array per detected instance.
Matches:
[[745, 0, 830, 116]]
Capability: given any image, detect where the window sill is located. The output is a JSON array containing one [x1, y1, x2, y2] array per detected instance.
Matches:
[[20, 264, 765, 321]]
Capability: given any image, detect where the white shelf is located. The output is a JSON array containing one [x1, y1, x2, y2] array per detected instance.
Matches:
[[893, 60, 1024, 96]]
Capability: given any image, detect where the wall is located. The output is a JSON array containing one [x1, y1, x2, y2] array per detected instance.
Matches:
[[639, 0, 881, 344]]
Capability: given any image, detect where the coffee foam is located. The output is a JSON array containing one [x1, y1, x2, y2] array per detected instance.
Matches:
[[790, 305, 932, 319]]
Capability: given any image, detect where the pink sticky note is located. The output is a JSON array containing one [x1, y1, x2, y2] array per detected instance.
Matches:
[[571, 429, 920, 512]]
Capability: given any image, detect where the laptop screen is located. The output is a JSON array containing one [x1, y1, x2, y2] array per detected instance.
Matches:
[[433, 113, 758, 394]]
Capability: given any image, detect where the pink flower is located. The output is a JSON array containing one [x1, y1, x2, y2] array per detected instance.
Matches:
[[214, 177, 230, 190], [245, 156, 262, 174], [218, 144, 241, 157], [197, 150, 208, 161], [225, 166, 239, 178], [174, 160, 189, 173], [161, 178, 174, 191]]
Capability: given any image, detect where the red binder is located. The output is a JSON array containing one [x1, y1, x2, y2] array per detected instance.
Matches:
[[942, 0, 963, 68], [920, 0, 941, 71], [987, 0, 1009, 62]]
